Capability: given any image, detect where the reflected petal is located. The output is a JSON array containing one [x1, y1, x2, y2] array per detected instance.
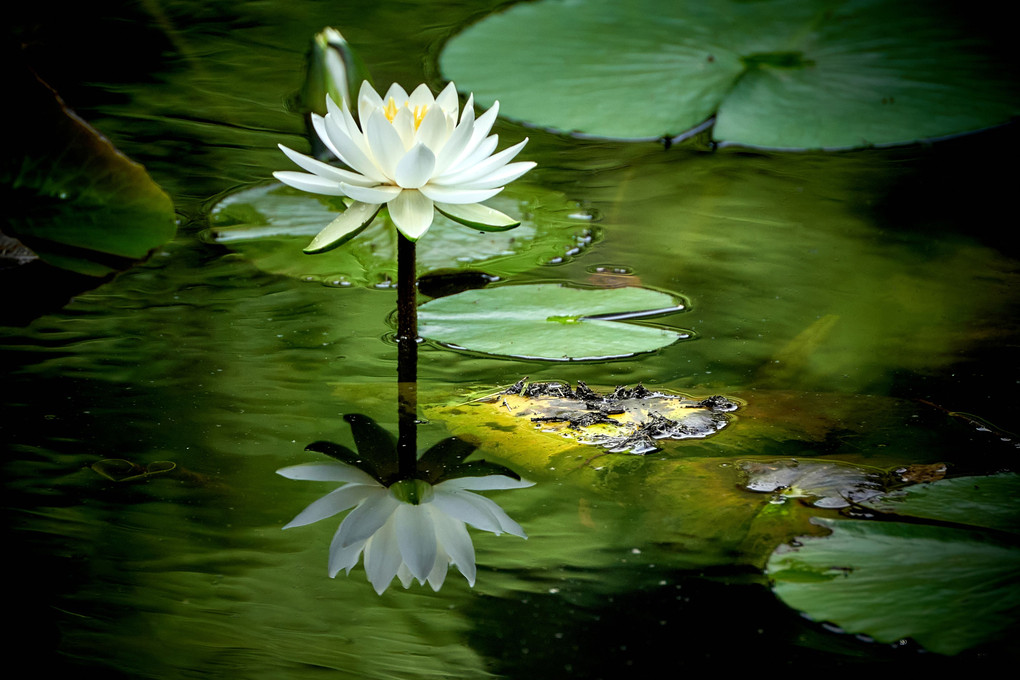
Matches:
[[276, 462, 379, 484], [283, 484, 378, 529]]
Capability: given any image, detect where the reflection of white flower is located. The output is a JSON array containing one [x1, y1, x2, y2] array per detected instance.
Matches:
[[277, 461, 533, 594], [274, 81, 535, 251]]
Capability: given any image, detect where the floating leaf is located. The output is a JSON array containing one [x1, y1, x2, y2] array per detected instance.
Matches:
[[768, 474, 1020, 654], [417, 284, 688, 360], [861, 472, 1020, 535], [768, 517, 1020, 655], [203, 183, 596, 287], [441, 0, 1019, 149]]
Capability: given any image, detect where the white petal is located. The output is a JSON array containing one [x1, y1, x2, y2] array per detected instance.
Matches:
[[339, 182, 402, 204], [431, 508, 475, 586], [393, 143, 437, 189], [443, 135, 500, 178], [311, 114, 343, 160], [282, 484, 378, 529], [395, 504, 437, 582], [435, 138, 528, 185], [278, 144, 377, 187], [435, 81, 459, 116], [387, 189, 435, 241], [452, 162, 536, 191], [273, 171, 346, 196], [436, 489, 527, 538], [358, 80, 384, 123], [415, 104, 451, 153], [364, 111, 406, 178], [438, 476, 536, 491], [418, 185, 502, 205], [383, 83, 410, 104], [324, 114, 387, 182], [276, 462, 380, 485], [337, 492, 399, 547], [363, 517, 402, 594], [408, 82, 436, 109], [445, 101, 499, 172], [432, 105, 476, 176], [329, 526, 366, 577], [425, 548, 450, 591], [390, 106, 417, 149], [432, 489, 503, 533]]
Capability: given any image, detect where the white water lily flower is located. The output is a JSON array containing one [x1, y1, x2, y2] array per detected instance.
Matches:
[[274, 81, 536, 252], [277, 461, 533, 594]]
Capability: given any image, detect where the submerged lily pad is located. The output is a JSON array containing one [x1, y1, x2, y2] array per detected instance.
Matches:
[[5, 68, 176, 277], [203, 183, 596, 287], [417, 284, 688, 360], [768, 474, 1020, 655], [739, 459, 884, 508], [441, 0, 1019, 149]]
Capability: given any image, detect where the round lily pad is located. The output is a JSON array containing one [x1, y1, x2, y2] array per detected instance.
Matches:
[[440, 0, 1019, 149], [417, 283, 689, 360], [203, 183, 597, 287]]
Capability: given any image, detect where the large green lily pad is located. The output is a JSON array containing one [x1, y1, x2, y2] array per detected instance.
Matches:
[[417, 283, 688, 360], [767, 474, 1020, 655], [440, 0, 1019, 149], [204, 183, 597, 287]]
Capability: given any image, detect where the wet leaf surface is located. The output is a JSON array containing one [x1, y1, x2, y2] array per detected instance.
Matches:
[[441, 0, 1019, 148], [417, 284, 689, 360]]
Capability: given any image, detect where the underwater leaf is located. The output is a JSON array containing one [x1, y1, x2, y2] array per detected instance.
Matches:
[[417, 284, 688, 360], [739, 459, 884, 509], [440, 0, 1019, 149], [768, 517, 1020, 655], [5, 68, 176, 277], [204, 183, 596, 286]]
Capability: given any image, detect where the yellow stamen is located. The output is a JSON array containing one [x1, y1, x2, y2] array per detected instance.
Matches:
[[383, 97, 399, 122], [382, 97, 429, 130]]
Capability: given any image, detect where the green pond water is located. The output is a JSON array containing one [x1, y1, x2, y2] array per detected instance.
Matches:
[[4, 0, 1018, 676]]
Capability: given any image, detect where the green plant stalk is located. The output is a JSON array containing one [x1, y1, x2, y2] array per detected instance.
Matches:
[[396, 233, 418, 477]]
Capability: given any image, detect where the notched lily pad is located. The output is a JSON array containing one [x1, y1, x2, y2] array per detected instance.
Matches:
[[203, 182, 597, 287], [480, 379, 739, 454], [441, 0, 1019, 149], [739, 459, 884, 508], [418, 283, 690, 360]]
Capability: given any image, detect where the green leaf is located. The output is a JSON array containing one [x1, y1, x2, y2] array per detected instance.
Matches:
[[4, 68, 176, 276], [768, 517, 1020, 655], [861, 472, 1020, 535], [417, 284, 687, 360], [204, 183, 595, 286], [440, 0, 1019, 149]]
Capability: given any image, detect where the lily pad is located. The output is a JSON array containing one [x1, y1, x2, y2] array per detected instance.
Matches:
[[861, 472, 1020, 534], [203, 183, 597, 287], [440, 0, 1019, 149], [768, 474, 1020, 655], [5, 67, 176, 277], [417, 283, 688, 360]]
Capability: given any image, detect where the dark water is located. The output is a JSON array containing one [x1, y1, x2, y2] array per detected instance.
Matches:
[[5, 1, 1017, 676]]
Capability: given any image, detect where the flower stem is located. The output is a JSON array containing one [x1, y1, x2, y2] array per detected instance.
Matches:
[[396, 233, 418, 477]]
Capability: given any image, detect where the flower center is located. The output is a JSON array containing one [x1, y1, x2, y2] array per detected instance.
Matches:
[[389, 478, 434, 505], [383, 97, 429, 130]]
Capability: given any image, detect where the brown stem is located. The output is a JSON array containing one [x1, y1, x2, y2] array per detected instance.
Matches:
[[396, 233, 418, 477]]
